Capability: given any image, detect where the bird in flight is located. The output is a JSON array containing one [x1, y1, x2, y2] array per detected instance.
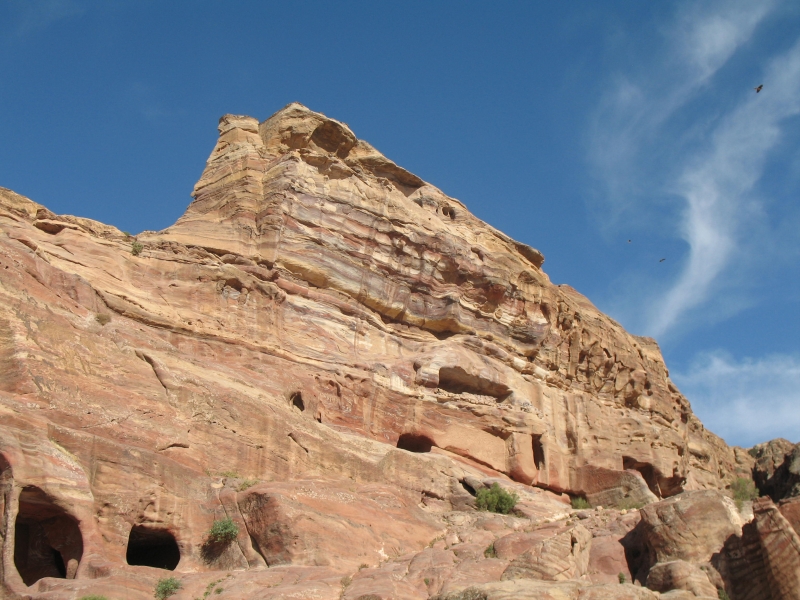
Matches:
[[754, 84, 763, 93], [659, 258, 666, 263], [627, 239, 631, 243]]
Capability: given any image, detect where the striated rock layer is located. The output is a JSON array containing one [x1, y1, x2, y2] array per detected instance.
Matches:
[[0, 104, 755, 598]]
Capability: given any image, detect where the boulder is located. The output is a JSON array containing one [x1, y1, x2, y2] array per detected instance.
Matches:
[[237, 480, 442, 571], [644, 560, 717, 597], [499, 523, 592, 581], [753, 496, 800, 600], [588, 535, 631, 584], [638, 490, 744, 565]]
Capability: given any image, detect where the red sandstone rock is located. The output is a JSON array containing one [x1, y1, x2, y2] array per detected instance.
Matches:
[[753, 497, 800, 600], [638, 490, 744, 565], [0, 105, 776, 599], [644, 560, 718, 597]]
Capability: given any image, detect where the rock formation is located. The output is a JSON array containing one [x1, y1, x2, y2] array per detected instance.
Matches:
[[0, 103, 794, 599]]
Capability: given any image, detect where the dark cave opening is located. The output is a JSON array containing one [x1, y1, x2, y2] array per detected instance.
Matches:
[[290, 392, 305, 412], [623, 456, 661, 497], [126, 525, 180, 570], [397, 433, 434, 453], [13, 486, 83, 586], [533, 435, 546, 470], [437, 367, 511, 401]]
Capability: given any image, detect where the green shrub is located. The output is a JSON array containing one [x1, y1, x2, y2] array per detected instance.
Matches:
[[571, 497, 591, 510], [95, 313, 111, 326], [475, 483, 518, 514], [131, 241, 143, 256], [439, 588, 488, 600], [208, 517, 239, 543], [616, 498, 646, 510], [718, 589, 731, 600], [618, 572, 626, 584], [238, 478, 258, 491], [484, 542, 496, 558], [340, 575, 352, 589], [80, 596, 110, 600], [731, 477, 758, 510], [155, 577, 181, 599]]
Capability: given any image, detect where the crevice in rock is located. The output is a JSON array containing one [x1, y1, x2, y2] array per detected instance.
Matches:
[[397, 433, 434, 453], [533, 435, 546, 471], [13, 486, 83, 586], [623, 457, 661, 498], [290, 391, 304, 412], [126, 525, 180, 570], [437, 366, 511, 401]]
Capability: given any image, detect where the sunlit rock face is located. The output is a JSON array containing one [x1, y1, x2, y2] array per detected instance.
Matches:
[[0, 104, 754, 598]]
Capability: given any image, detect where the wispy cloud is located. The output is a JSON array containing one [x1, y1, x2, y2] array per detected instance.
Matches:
[[590, 1, 774, 221], [589, 0, 800, 339], [650, 44, 800, 335], [673, 351, 800, 447]]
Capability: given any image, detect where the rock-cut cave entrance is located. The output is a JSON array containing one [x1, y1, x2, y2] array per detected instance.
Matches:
[[126, 525, 181, 570], [397, 433, 435, 453], [13, 486, 83, 586]]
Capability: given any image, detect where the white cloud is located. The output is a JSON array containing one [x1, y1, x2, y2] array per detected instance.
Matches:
[[674, 352, 800, 447], [589, 0, 800, 339], [674, 1, 776, 81], [649, 39, 800, 336]]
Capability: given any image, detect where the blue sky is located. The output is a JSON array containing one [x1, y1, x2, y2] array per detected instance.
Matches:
[[1, 0, 798, 447]]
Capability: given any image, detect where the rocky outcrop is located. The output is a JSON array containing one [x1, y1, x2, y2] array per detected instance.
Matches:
[[753, 497, 800, 600], [0, 104, 769, 598], [752, 439, 800, 502]]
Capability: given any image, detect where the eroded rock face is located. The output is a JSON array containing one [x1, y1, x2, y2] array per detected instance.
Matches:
[[0, 104, 761, 598], [753, 439, 800, 502], [637, 491, 745, 567], [753, 497, 800, 600]]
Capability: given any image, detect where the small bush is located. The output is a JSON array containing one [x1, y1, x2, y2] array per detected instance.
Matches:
[[718, 589, 731, 600], [359, 563, 369, 570], [617, 498, 646, 510], [618, 572, 626, 584], [219, 469, 239, 478], [208, 518, 239, 543], [484, 542, 496, 558], [340, 575, 352, 589], [424, 577, 431, 585], [238, 478, 258, 492], [731, 477, 758, 510], [571, 497, 591, 510], [131, 241, 144, 256], [155, 577, 182, 599], [95, 313, 111, 326], [80, 596, 110, 600], [439, 588, 488, 600], [475, 483, 518, 514]]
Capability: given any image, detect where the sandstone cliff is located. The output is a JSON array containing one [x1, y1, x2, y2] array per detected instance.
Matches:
[[0, 104, 768, 599]]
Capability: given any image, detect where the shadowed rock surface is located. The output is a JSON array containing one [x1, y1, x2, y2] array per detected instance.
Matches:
[[0, 103, 793, 599]]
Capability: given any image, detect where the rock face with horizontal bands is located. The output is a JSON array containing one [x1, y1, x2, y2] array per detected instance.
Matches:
[[0, 104, 772, 598]]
